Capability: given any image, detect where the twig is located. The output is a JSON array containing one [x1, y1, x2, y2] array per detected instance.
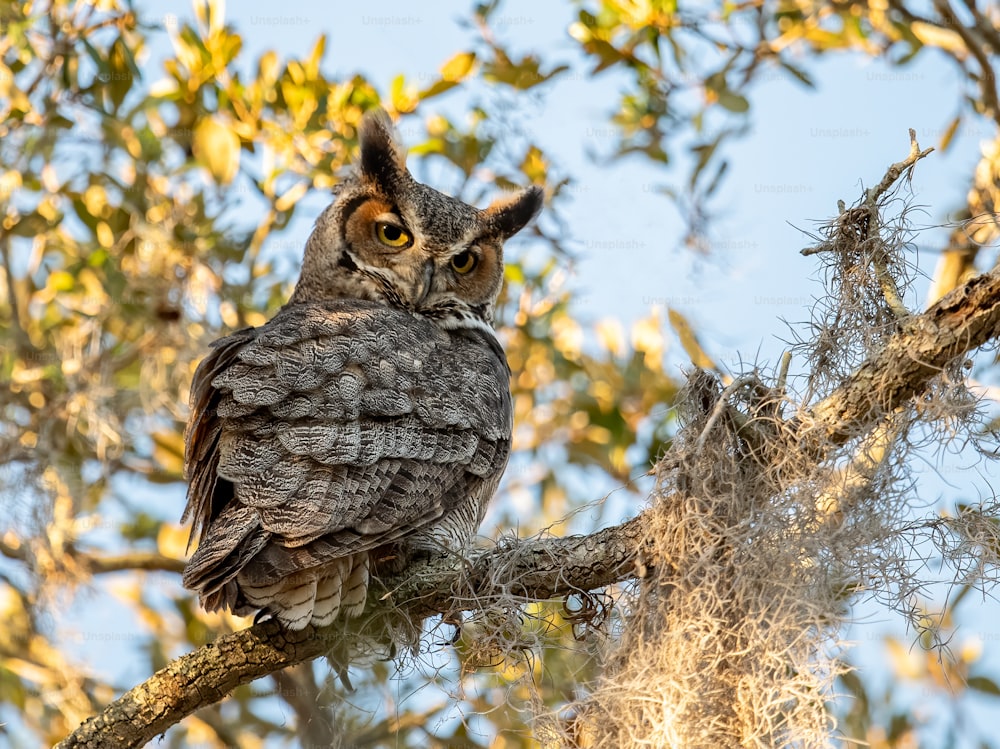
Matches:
[[802, 130, 934, 258], [865, 128, 934, 206], [0, 536, 185, 575], [873, 252, 911, 319], [697, 375, 758, 450], [776, 351, 792, 393], [0, 231, 29, 353]]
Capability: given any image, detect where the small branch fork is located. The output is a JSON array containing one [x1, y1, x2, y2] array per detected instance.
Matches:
[[866, 128, 934, 207], [802, 128, 934, 259], [870, 130, 934, 319]]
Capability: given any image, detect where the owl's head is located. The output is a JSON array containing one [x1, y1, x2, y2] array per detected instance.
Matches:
[[291, 110, 543, 332]]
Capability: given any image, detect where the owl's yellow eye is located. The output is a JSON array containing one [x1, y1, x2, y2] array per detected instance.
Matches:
[[375, 221, 412, 248], [451, 250, 477, 274]]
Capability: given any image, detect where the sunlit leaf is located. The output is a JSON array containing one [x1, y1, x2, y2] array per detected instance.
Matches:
[[152, 430, 185, 476], [157, 523, 189, 560], [668, 308, 716, 370], [258, 49, 279, 84], [305, 35, 326, 78], [440, 51, 476, 82], [885, 637, 924, 679], [389, 74, 418, 114], [939, 115, 961, 152], [520, 145, 548, 183], [193, 115, 241, 184], [419, 78, 459, 100]]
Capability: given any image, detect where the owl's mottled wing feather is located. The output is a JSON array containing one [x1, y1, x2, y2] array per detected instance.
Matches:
[[181, 300, 512, 614], [182, 325, 258, 547]]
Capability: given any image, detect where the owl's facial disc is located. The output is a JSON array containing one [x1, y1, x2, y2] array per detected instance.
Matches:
[[290, 109, 543, 328], [342, 200, 492, 315]]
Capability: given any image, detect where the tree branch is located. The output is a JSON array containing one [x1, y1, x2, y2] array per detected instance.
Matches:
[[807, 266, 1000, 445], [0, 536, 186, 575], [55, 514, 649, 749], [56, 266, 1000, 749], [83, 552, 186, 575]]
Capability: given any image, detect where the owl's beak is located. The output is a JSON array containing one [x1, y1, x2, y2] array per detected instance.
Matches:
[[414, 261, 435, 307]]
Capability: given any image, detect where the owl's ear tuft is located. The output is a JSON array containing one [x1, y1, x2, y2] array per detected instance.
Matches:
[[358, 109, 408, 190], [484, 186, 544, 241]]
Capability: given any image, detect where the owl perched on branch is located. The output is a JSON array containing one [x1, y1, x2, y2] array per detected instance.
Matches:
[[181, 110, 542, 630]]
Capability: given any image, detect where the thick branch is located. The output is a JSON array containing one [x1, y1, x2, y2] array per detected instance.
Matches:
[[807, 266, 1000, 445], [57, 267, 1000, 749], [55, 514, 648, 749], [385, 513, 648, 618]]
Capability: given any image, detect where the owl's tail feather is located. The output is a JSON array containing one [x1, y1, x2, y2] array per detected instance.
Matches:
[[238, 552, 370, 630]]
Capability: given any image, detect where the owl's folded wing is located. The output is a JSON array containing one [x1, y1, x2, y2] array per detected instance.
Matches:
[[181, 300, 512, 608]]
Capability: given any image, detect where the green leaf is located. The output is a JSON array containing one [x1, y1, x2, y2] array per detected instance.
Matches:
[[968, 675, 1000, 697], [79, 36, 105, 74], [716, 88, 749, 113], [951, 581, 973, 610], [887, 712, 912, 742], [120, 512, 162, 542], [586, 39, 625, 74], [8, 212, 49, 238], [104, 36, 136, 112]]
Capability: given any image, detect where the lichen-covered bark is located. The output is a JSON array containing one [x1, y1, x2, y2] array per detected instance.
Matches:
[[807, 267, 1000, 444], [55, 622, 330, 748], [55, 515, 649, 749], [57, 267, 1000, 749], [390, 513, 651, 618]]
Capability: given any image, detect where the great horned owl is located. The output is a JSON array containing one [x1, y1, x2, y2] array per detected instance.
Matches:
[[181, 110, 542, 630]]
